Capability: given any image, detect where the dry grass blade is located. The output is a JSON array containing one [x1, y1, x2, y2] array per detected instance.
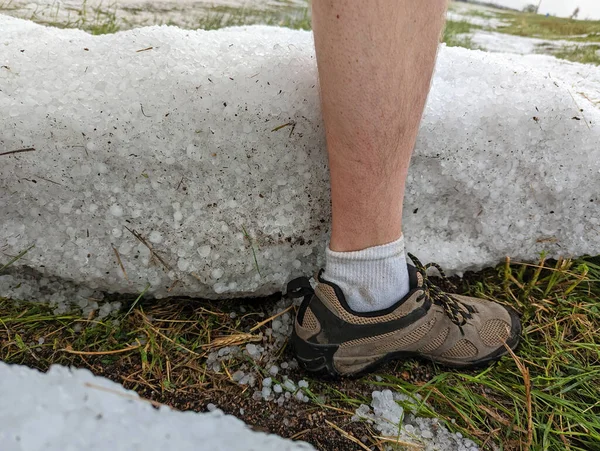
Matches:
[[0, 147, 36, 156], [112, 245, 129, 280], [320, 405, 356, 416], [249, 305, 293, 332], [202, 333, 262, 350], [324, 419, 372, 451], [33, 174, 62, 186], [504, 341, 533, 450], [124, 226, 171, 271], [241, 225, 261, 277], [167, 279, 180, 292], [289, 429, 311, 440], [510, 260, 587, 278], [373, 436, 424, 449], [271, 121, 294, 132], [62, 343, 140, 355], [84, 382, 164, 408], [477, 404, 527, 434], [567, 89, 591, 130]]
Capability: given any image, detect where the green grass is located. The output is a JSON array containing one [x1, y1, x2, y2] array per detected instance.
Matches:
[[550, 44, 600, 65], [443, 20, 481, 49], [194, 7, 310, 31], [0, 1, 312, 34], [190, 5, 311, 31], [444, 6, 600, 65], [497, 11, 600, 42], [2, 254, 600, 450], [0, 295, 240, 394], [0, 0, 17, 11], [362, 255, 600, 450], [460, 8, 499, 20], [445, 3, 600, 64], [0, 245, 34, 273], [27, 0, 120, 35]]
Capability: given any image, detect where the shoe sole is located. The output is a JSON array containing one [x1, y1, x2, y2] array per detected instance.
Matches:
[[292, 306, 522, 377]]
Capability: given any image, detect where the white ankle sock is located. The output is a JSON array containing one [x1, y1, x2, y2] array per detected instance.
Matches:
[[323, 235, 410, 313]]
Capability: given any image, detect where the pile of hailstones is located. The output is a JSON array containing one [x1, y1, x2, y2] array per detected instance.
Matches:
[[205, 296, 316, 405]]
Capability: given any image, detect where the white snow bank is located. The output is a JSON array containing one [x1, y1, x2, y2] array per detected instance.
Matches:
[[468, 30, 600, 55], [1, 15, 600, 305], [0, 362, 314, 451]]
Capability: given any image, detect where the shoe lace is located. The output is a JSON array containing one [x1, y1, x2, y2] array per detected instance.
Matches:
[[407, 253, 476, 335]]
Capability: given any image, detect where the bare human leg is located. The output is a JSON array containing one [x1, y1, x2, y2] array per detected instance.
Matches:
[[313, 0, 447, 312], [288, 1, 521, 376]]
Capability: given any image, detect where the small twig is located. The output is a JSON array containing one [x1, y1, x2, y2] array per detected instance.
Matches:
[[190, 272, 204, 282], [140, 104, 151, 117], [0, 147, 35, 157], [167, 279, 180, 293], [34, 175, 63, 186], [271, 122, 294, 133], [136, 46, 153, 53]]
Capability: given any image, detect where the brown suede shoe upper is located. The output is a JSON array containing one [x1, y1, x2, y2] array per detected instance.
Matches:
[[294, 263, 520, 375]]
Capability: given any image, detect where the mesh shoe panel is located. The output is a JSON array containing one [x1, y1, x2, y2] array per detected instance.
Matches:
[[441, 339, 478, 358], [419, 327, 450, 353], [375, 319, 436, 353], [479, 319, 510, 346], [302, 307, 319, 331]]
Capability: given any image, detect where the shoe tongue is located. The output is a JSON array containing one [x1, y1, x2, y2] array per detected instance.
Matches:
[[407, 264, 422, 289]]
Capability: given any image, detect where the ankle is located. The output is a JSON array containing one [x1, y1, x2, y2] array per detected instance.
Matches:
[[323, 235, 410, 312]]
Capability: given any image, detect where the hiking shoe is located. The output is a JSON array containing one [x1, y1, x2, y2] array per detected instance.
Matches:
[[287, 254, 521, 376]]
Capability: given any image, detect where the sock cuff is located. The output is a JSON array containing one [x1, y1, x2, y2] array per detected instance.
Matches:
[[326, 235, 405, 262]]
